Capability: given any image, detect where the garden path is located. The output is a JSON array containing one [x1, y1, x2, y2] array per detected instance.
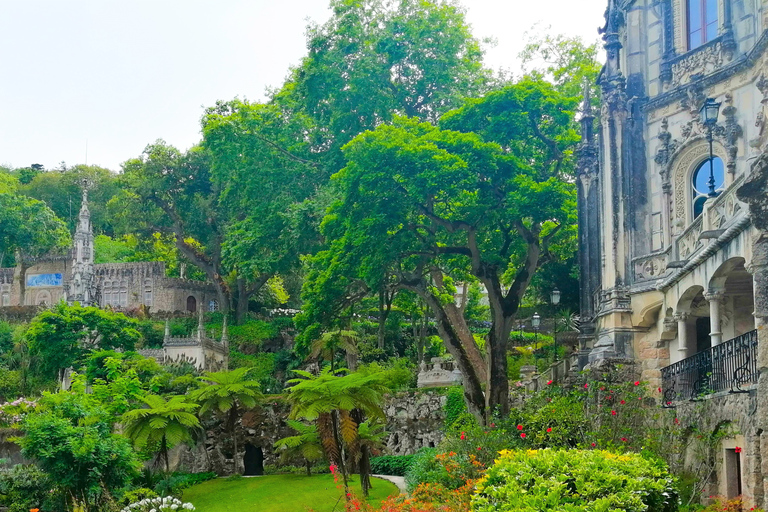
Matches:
[[372, 475, 406, 494]]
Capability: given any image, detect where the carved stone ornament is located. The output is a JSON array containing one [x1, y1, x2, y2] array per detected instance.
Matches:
[[634, 254, 669, 282], [749, 75, 768, 155], [737, 150, 768, 232], [671, 40, 729, 88]]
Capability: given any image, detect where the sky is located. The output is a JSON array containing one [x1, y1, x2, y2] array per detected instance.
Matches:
[[0, 0, 606, 172]]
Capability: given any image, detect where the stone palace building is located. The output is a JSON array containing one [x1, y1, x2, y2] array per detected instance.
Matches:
[[0, 189, 218, 314], [578, 0, 768, 504]]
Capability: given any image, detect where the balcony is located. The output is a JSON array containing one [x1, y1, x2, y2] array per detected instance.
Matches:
[[660, 330, 758, 403]]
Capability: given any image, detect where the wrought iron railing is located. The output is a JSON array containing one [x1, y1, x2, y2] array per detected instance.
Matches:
[[660, 330, 758, 404]]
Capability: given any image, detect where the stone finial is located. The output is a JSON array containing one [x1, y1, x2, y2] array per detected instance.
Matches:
[[221, 317, 229, 347], [164, 319, 170, 339], [197, 308, 204, 340]]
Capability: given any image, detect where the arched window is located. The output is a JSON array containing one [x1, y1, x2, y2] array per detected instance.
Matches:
[[688, 0, 718, 50], [208, 300, 219, 312], [144, 279, 153, 306], [692, 156, 724, 219], [1, 293, 9, 307]]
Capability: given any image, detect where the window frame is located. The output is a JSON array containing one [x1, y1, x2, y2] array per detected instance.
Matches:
[[687, 0, 719, 51]]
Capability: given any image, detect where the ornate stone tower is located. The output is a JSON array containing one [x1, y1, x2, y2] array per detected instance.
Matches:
[[66, 181, 97, 306]]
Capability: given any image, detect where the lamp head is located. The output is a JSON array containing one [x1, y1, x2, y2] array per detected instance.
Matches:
[[551, 288, 561, 305], [700, 98, 722, 127], [532, 312, 541, 329]]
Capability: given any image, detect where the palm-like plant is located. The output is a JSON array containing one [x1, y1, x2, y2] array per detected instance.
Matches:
[[189, 367, 263, 475], [274, 420, 324, 475], [121, 394, 200, 473], [310, 330, 359, 371], [357, 420, 388, 495], [285, 368, 388, 496]]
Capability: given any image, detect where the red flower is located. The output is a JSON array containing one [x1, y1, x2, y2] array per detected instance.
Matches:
[[600, 386, 605, 391], [674, 418, 680, 425], [621, 437, 628, 442], [658, 387, 662, 393], [490, 423, 495, 428], [520, 433, 526, 438], [546, 427, 552, 433], [591, 442, 596, 447], [584, 383, 589, 389], [605, 395, 612, 401], [735, 446, 742, 453], [547, 380, 553, 385], [620, 400, 626, 405], [517, 424, 523, 431], [611, 410, 617, 416], [460, 432, 466, 440], [634, 381, 640, 386], [477, 447, 482, 450]]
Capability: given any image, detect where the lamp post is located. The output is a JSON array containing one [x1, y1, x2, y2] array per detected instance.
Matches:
[[532, 312, 541, 347], [516, 319, 525, 345], [550, 288, 561, 361], [699, 98, 722, 198]]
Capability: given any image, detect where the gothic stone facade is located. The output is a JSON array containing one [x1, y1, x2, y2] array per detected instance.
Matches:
[[579, 0, 768, 504], [0, 192, 218, 314]]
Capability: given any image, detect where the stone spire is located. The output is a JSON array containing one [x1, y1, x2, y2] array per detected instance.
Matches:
[[197, 308, 205, 341], [221, 317, 229, 347], [67, 179, 97, 307], [579, 79, 595, 143], [164, 319, 170, 340]]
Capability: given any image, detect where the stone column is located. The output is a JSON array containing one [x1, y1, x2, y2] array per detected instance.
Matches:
[[674, 312, 690, 358], [705, 291, 725, 346]]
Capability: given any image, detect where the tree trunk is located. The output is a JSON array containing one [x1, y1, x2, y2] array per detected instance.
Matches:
[[230, 407, 240, 475], [162, 435, 170, 474], [330, 410, 350, 496], [411, 285, 486, 423], [360, 445, 372, 497], [485, 317, 514, 418], [306, 459, 312, 476], [236, 278, 249, 325], [18, 260, 29, 306], [377, 290, 390, 350]]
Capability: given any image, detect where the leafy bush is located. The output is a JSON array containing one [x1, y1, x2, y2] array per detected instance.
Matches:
[[370, 454, 416, 476], [405, 449, 485, 492], [121, 487, 159, 505], [472, 448, 678, 512], [444, 386, 467, 429], [263, 463, 331, 475], [153, 472, 217, 498], [0, 464, 60, 512]]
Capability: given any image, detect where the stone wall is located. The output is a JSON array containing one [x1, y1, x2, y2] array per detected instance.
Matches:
[[171, 390, 448, 475]]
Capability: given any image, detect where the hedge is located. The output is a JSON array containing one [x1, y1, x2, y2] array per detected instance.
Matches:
[[472, 448, 678, 512]]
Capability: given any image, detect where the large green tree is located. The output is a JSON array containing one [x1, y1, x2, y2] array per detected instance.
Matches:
[[300, 79, 579, 421], [0, 192, 71, 301], [26, 303, 142, 382]]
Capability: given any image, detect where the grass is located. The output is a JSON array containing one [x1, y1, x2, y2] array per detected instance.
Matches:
[[182, 473, 399, 512]]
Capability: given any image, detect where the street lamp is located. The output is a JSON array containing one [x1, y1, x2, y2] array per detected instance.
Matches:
[[550, 288, 561, 361], [516, 319, 525, 345], [532, 312, 541, 346], [699, 98, 722, 198]]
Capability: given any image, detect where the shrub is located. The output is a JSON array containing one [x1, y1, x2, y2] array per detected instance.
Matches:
[[405, 449, 484, 492], [370, 454, 416, 476], [472, 448, 678, 512], [444, 386, 467, 429], [0, 464, 60, 512], [121, 487, 159, 505], [153, 472, 217, 497]]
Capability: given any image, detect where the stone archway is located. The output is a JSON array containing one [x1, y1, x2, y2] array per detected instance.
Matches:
[[670, 139, 728, 227], [186, 296, 197, 313], [243, 444, 263, 476]]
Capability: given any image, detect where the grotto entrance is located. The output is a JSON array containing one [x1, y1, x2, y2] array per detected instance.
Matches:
[[243, 444, 264, 476]]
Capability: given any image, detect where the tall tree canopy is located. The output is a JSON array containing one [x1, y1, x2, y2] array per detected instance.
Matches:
[[299, 79, 579, 421]]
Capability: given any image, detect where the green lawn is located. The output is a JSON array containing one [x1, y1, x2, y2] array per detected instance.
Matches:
[[182, 474, 399, 512]]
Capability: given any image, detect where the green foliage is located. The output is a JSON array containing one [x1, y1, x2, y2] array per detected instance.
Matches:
[[17, 390, 140, 510], [153, 471, 217, 499], [472, 448, 678, 512], [26, 302, 142, 380], [405, 449, 485, 492], [121, 394, 200, 472], [444, 386, 468, 429], [0, 464, 59, 512], [358, 358, 417, 391], [0, 322, 13, 354], [121, 487, 159, 506], [274, 419, 324, 469], [369, 454, 416, 477], [228, 319, 279, 350], [0, 191, 71, 263]]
